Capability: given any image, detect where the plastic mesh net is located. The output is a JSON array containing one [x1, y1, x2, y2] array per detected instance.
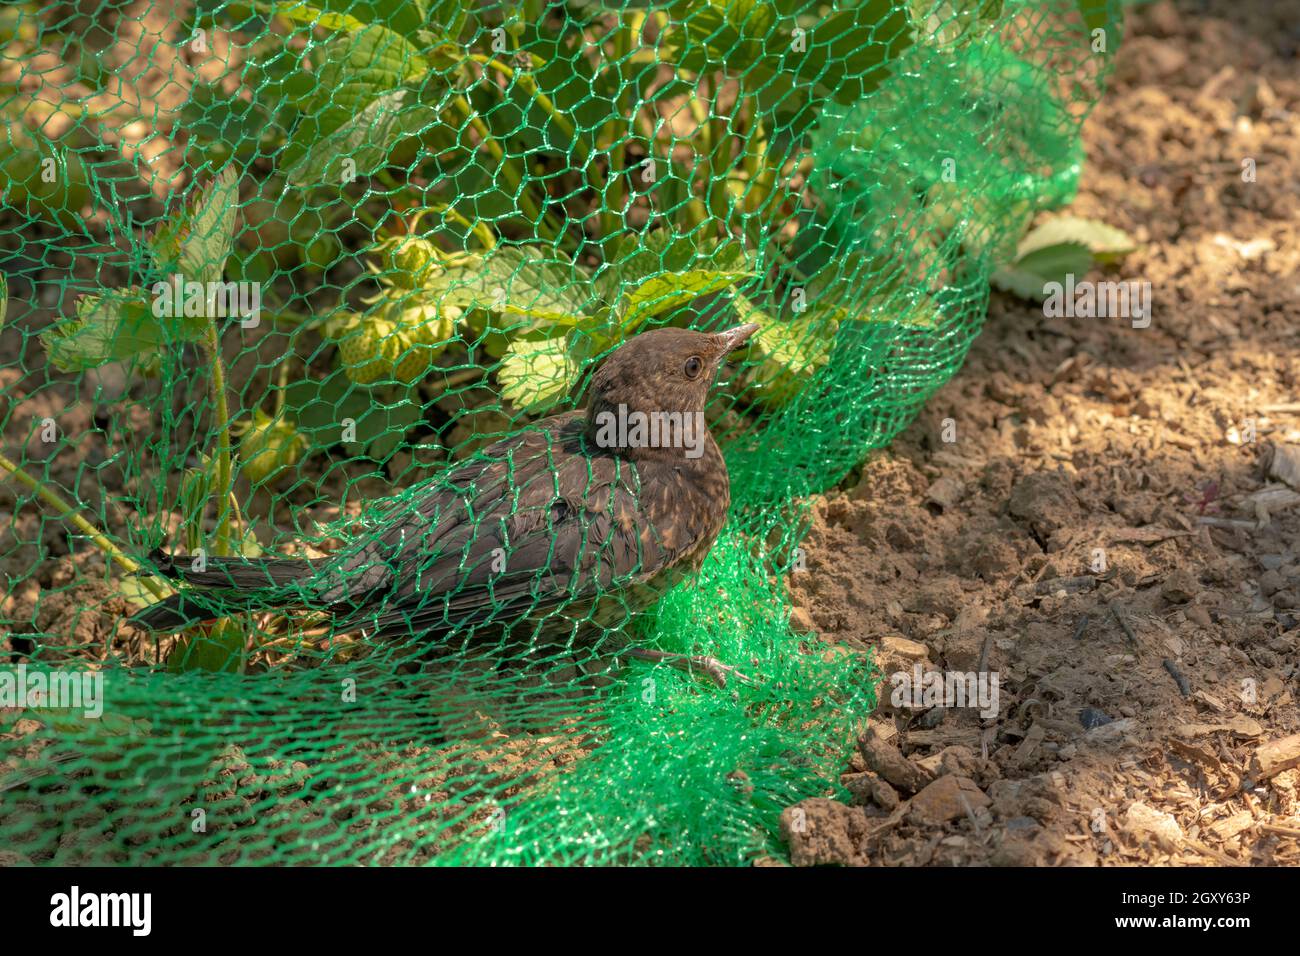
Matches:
[[0, 0, 1119, 864]]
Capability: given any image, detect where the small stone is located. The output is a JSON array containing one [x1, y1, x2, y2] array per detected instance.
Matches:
[[842, 771, 900, 811], [780, 798, 870, 867], [1267, 444, 1300, 489], [1185, 605, 1212, 627], [1258, 569, 1287, 596], [858, 726, 933, 795], [925, 476, 964, 511], [879, 634, 929, 662], [916, 707, 947, 729], [1079, 707, 1113, 730], [1161, 569, 1198, 604], [1122, 801, 1183, 851], [907, 775, 990, 826], [1271, 590, 1300, 610], [789, 605, 816, 634]]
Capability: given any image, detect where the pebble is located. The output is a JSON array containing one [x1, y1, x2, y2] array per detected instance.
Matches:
[[1079, 707, 1113, 730]]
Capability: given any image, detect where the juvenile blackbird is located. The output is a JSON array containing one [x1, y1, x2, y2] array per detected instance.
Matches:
[[131, 323, 760, 685]]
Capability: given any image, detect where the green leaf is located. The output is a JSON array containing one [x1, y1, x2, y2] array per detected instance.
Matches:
[[280, 24, 430, 179], [616, 269, 753, 329], [665, 0, 912, 105], [498, 335, 578, 413], [991, 241, 1093, 301], [115, 575, 174, 607], [255, 0, 370, 33], [255, 0, 455, 39], [413, 245, 591, 326], [842, 293, 941, 329], [1076, 0, 1118, 35], [285, 88, 442, 187], [0, 122, 92, 226], [166, 619, 245, 674], [598, 230, 752, 305], [282, 370, 424, 459], [733, 294, 835, 409], [40, 288, 172, 372], [149, 166, 239, 284], [1016, 215, 1137, 264], [909, 0, 1004, 48]]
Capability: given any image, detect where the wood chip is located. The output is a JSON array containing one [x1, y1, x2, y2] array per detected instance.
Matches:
[[1108, 526, 1193, 544], [1014, 723, 1046, 767], [1206, 811, 1255, 841], [1250, 733, 1300, 781], [1177, 716, 1264, 739]]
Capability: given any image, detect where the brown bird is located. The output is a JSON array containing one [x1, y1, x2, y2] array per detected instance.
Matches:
[[130, 323, 760, 685]]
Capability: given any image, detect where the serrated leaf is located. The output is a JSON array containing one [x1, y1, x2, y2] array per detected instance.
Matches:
[[498, 335, 578, 413], [280, 25, 430, 178], [1016, 215, 1137, 264], [281, 373, 423, 459], [416, 245, 591, 326], [844, 293, 941, 328], [665, 0, 912, 105], [149, 167, 239, 285], [166, 619, 245, 674], [600, 230, 751, 303], [617, 269, 752, 329], [40, 288, 169, 372], [733, 293, 834, 408], [255, 0, 456, 41], [255, 0, 369, 32], [0, 122, 93, 226], [992, 241, 1093, 301], [285, 88, 442, 187]]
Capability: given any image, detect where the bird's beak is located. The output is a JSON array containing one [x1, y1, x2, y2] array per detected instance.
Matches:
[[716, 322, 760, 357]]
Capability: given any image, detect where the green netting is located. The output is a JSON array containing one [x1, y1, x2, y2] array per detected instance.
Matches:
[[0, 0, 1120, 864]]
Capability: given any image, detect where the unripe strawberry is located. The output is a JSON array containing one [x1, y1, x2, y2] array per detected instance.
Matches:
[[329, 296, 459, 386], [376, 236, 440, 289], [237, 409, 308, 486]]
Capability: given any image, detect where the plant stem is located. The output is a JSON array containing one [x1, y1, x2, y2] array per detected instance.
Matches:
[[202, 323, 235, 558], [413, 203, 496, 251], [706, 81, 733, 236], [450, 95, 565, 245], [469, 54, 591, 166], [599, 13, 643, 261], [462, 56, 581, 250], [0, 453, 169, 600], [658, 14, 710, 233]]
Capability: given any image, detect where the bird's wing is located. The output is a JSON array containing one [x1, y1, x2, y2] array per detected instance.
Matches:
[[317, 414, 691, 640]]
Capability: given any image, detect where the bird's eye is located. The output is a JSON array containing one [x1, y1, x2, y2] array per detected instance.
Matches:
[[684, 356, 703, 379]]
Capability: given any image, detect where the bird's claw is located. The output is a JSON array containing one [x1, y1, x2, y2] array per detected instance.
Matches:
[[623, 648, 756, 689]]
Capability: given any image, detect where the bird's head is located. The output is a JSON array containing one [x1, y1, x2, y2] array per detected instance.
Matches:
[[583, 323, 758, 460]]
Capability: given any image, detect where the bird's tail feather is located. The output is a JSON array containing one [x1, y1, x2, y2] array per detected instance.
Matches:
[[150, 547, 322, 588], [129, 549, 324, 632]]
